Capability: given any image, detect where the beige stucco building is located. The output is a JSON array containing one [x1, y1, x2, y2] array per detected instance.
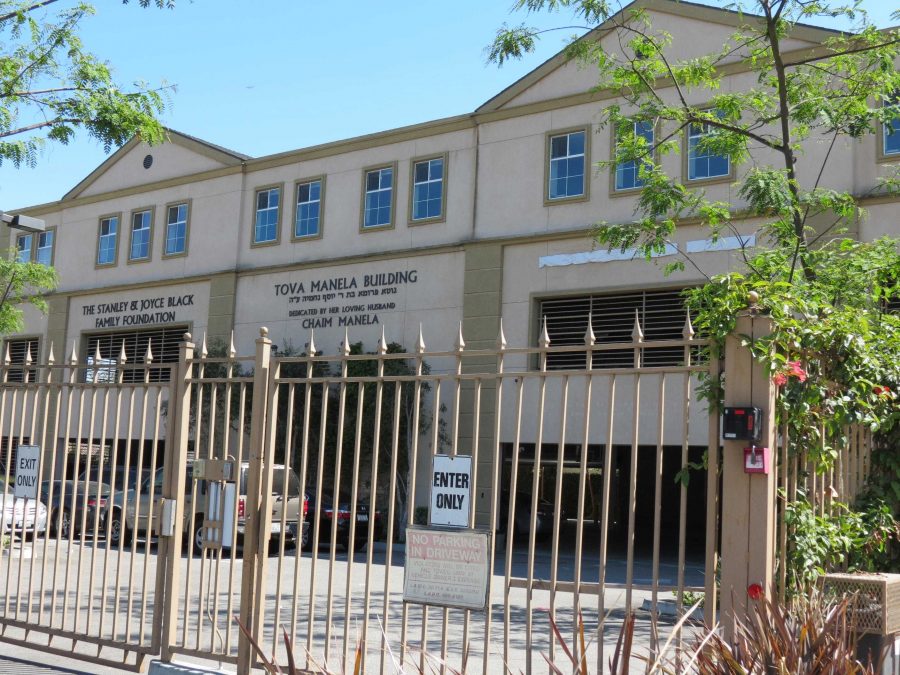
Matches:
[[4, 0, 898, 481]]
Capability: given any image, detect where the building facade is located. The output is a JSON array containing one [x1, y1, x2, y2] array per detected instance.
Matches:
[[4, 0, 898, 485]]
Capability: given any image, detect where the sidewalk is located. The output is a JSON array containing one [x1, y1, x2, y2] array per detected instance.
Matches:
[[0, 644, 134, 674]]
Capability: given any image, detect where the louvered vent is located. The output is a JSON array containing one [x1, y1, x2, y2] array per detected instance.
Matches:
[[5, 338, 39, 383], [84, 325, 187, 383], [539, 289, 693, 370]]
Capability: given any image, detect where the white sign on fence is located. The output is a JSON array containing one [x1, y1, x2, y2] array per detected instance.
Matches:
[[429, 454, 471, 528], [14, 445, 41, 499], [403, 527, 490, 610]]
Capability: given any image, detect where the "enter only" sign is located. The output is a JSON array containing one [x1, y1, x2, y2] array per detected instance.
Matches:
[[429, 454, 472, 528]]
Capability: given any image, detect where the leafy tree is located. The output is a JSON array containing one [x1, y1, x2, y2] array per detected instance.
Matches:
[[1, 0, 174, 168], [490, 0, 900, 581], [0, 251, 55, 334]]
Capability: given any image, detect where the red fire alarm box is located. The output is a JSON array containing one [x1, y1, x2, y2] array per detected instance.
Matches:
[[744, 446, 771, 474], [723, 406, 762, 441]]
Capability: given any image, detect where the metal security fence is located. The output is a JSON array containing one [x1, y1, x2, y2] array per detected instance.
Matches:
[[0, 318, 722, 674], [775, 423, 873, 600], [0, 342, 171, 671]]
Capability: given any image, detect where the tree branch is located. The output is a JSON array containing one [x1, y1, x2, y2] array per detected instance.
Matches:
[[0, 117, 81, 138], [783, 37, 900, 68], [0, 0, 62, 23]]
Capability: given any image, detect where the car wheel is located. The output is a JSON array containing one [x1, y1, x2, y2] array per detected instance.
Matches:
[[57, 509, 72, 539], [300, 524, 309, 549], [108, 510, 131, 546], [191, 516, 205, 555]]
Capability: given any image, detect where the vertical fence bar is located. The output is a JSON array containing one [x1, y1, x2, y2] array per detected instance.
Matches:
[[161, 334, 194, 663], [548, 374, 568, 667], [125, 348, 153, 645], [380, 378, 404, 675], [502, 375, 525, 668], [703, 351, 720, 628], [481, 323, 505, 675], [778, 423, 789, 602], [676, 317, 694, 635], [651, 373, 665, 656], [287, 334, 314, 654], [572, 318, 594, 664], [323, 331, 350, 669], [625, 311, 643, 612], [525, 319, 550, 674], [597, 373, 615, 675], [361, 331, 388, 673], [237, 327, 273, 672], [305, 379, 330, 666]]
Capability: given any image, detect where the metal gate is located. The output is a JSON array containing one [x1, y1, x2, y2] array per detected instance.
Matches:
[[0, 343, 172, 671], [0, 317, 720, 674], [157, 317, 719, 674]]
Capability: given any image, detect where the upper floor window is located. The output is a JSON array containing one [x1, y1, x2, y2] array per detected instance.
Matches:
[[295, 179, 322, 239], [547, 129, 587, 201], [165, 203, 188, 257], [35, 230, 53, 266], [614, 120, 655, 191], [687, 112, 730, 181], [97, 215, 118, 266], [411, 156, 444, 222], [16, 234, 32, 264], [883, 97, 900, 158], [130, 209, 152, 261], [254, 186, 280, 245], [363, 166, 393, 229]]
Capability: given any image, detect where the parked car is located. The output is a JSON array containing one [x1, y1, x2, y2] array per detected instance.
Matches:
[[39, 479, 110, 538], [78, 465, 151, 494], [304, 491, 382, 551], [239, 464, 309, 552], [0, 476, 48, 537], [106, 462, 306, 554], [498, 490, 565, 538]]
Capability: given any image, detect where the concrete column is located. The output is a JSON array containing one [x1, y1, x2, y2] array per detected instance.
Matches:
[[719, 310, 777, 638], [460, 242, 504, 529], [207, 272, 237, 345]]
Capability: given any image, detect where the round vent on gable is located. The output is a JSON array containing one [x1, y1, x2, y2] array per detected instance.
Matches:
[[143, 154, 153, 169]]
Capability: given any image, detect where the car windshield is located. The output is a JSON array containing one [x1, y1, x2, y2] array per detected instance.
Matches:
[[80, 466, 146, 491]]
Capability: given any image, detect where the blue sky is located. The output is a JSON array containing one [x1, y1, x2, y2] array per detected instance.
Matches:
[[1, 0, 895, 210]]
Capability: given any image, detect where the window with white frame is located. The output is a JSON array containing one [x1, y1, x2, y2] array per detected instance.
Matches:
[[165, 203, 188, 256], [884, 97, 900, 157], [16, 234, 32, 264], [412, 157, 444, 221], [548, 129, 586, 200], [130, 210, 152, 261], [538, 288, 695, 370], [687, 113, 730, 180], [35, 230, 53, 266], [364, 167, 393, 228], [97, 216, 118, 266], [295, 179, 321, 238], [254, 187, 280, 244], [615, 120, 655, 191]]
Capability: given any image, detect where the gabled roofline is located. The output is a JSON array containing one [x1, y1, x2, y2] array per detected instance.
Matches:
[[62, 128, 249, 201], [477, 0, 845, 114]]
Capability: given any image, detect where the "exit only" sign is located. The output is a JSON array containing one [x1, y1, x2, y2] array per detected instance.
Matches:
[[429, 454, 472, 528]]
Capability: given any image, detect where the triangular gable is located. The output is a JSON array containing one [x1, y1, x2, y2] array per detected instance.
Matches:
[[478, 0, 837, 113], [64, 129, 249, 200]]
